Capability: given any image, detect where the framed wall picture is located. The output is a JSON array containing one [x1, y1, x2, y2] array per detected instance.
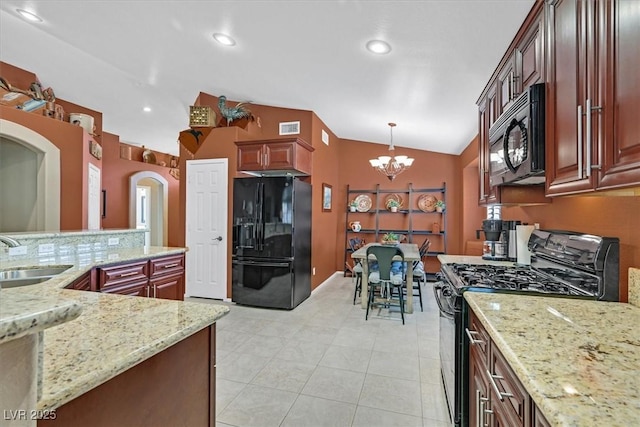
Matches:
[[322, 183, 332, 212]]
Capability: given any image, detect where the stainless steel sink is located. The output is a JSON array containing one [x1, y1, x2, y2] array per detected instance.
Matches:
[[0, 265, 72, 289]]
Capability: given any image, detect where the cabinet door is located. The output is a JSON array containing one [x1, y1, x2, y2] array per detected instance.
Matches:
[[264, 142, 295, 169], [532, 403, 552, 427], [546, 0, 596, 195], [469, 346, 491, 427], [490, 345, 530, 427], [479, 86, 501, 206], [237, 143, 264, 171], [518, 13, 544, 91], [100, 280, 149, 297], [598, 0, 640, 189], [497, 56, 517, 113], [151, 272, 184, 300]]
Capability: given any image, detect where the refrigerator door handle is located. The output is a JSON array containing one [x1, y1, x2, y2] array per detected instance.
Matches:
[[232, 260, 291, 268], [258, 182, 265, 252]]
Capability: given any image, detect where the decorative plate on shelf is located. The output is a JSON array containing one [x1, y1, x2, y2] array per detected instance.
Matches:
[[417, 194, 437, 212], [354, 194, 372, 212], [384, 194, 404, 210]]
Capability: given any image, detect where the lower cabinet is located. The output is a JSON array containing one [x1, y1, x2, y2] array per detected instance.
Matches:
[[467, 309, 549, 427], [95, 254, 185, 300], [38, 324, 216, 427]]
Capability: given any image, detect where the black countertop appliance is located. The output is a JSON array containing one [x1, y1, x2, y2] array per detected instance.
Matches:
[[232, 176, 311, 309]]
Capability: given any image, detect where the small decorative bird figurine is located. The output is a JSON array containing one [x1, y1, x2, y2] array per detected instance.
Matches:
[[218, 95, 251, 126]]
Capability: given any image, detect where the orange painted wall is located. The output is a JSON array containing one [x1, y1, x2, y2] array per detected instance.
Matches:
[[502, 196, 640, 302], [0, 105, 100, 230], [100, 132, 182, 246], [336, 138, 463, 275], [460, 137, 486, 254]]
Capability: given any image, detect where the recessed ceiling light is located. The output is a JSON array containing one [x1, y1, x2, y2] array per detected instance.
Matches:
[[366, 40, 392, 54], [16, 9, 42, 22], [213, 33, 236, 46], [143, 106, 152, 113]]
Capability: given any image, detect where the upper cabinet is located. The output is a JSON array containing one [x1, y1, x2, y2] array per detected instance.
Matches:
[[235, 137, 314, 176], [477, 2, 546, 206], [546, 0, 640, 195]]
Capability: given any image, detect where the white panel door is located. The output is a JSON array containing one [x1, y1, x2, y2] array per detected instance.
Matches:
[[185, 159, 228, 299], [87, 163, 101, 230]]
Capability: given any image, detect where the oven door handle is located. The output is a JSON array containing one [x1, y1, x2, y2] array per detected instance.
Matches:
[[433, 281, 456, 319]]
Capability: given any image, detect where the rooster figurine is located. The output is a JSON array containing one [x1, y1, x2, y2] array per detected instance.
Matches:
[[218, 95, 251, 126]]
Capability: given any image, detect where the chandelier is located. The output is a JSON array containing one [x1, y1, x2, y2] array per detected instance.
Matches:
[[369, 123, 414, 181]]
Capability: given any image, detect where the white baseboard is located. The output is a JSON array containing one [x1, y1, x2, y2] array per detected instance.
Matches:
[[312, 271, 343, 294]]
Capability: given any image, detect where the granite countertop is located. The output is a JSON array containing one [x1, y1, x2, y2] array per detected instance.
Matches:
[[464, 292, 640, 426], [1, 246, 229, 411]]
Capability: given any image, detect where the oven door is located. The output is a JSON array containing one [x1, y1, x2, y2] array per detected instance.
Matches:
[[434, 277, 459, 425]]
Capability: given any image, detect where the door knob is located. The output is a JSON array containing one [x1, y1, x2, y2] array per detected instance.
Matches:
[[214, 236, 223, 241]]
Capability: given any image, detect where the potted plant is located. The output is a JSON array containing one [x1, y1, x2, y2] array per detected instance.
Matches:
[[381, 232, 399, 245], [349, 200, 358, 212], [435, 200, 446, 213], [386, 198, 401, 212]]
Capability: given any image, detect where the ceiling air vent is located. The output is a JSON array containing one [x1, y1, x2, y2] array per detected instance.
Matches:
[[279, 121, 300, 135]]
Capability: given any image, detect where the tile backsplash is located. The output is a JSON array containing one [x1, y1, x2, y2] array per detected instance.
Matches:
[[0, 229, 146, 263]]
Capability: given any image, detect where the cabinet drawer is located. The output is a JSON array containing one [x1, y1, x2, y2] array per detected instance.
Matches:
[[467, 310, 491, 366], [149, 254, 185, 278], [100, 279, 149, 297], [490, 345, 530, 426], [98, 261, 148, 290]]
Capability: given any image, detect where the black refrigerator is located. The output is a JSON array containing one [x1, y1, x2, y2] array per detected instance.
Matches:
[[232, 176, 311, 309]]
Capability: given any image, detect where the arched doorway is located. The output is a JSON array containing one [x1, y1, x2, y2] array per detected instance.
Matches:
[[129, 171, 168, 247], [0, 119, 60, 232]]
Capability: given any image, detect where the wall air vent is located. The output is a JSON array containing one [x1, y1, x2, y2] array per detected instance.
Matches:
[[279, 121, 300, 135]]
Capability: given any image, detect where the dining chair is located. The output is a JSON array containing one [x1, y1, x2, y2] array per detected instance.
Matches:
[[404, 238, 430, 311], [349, 238, 365, 304], [365, 245, 405, 324]]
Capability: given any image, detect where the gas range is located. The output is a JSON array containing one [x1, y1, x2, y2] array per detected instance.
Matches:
[[435, 229, 620, 426], [440, 229, 620, 302]]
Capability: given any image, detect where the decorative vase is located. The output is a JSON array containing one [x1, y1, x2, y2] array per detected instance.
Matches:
[[350, 221, 362, 232], [390, 206, 398, 213], [350, 206, 356, 212], [432, 222, 441, 234], [436, 206, 443, 213]]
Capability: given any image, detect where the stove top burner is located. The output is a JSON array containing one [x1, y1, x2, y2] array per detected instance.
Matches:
[[444, 263, 599, 297]]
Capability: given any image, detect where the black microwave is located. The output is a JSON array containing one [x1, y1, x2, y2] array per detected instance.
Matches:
[[489, 83, 545, 186]]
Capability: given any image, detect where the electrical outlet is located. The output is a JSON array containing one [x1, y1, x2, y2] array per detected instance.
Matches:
[[39, 243, 55, 254], [313, 267, 316, 276], [108, 237, 119, 246]]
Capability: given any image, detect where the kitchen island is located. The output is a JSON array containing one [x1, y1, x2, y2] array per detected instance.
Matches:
[[464, 291, 640, 426], [1, 244, 229, 426]]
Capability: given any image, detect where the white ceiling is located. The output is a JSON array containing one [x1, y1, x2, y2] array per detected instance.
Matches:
[[0, 1, 535, 156]]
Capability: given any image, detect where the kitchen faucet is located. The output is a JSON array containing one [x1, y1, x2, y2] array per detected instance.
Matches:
[[0, 235, 20, 247]]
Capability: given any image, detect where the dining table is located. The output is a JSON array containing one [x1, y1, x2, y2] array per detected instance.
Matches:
[[351, 242, 421, 314]]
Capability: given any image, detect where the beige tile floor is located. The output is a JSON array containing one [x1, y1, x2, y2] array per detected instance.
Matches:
[[187, 274, 453, 427]]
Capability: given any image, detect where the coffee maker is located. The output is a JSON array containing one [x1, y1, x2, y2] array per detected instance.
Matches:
[[478, 207, 520, 261]]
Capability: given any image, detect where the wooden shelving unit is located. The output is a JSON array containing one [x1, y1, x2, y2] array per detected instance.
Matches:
[[343, 182, 447, 280]]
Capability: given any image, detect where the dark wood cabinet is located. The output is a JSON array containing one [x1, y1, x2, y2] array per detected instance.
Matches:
[[65, 271, 93, 291], [97, 260, 149, 295], [476, 4, 546, 206], [546, 0, 640, 195], [149, 254, 185, 300], [38, 325, 217, 427], [235, 137, 314, 176], [468, 308, 548, 427], [96, 254, 185, 300]]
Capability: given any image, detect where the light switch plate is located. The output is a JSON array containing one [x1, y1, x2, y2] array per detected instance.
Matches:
[[108, 237, 119, 246]]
